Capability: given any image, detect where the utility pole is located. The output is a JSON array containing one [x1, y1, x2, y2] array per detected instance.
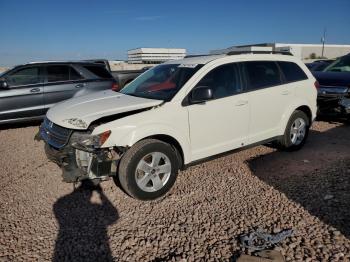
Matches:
[[321, 28, 326, 58]]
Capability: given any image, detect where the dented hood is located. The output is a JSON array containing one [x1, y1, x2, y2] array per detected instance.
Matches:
[[46, 90, 163, 129], [313, 71, 350, 87]]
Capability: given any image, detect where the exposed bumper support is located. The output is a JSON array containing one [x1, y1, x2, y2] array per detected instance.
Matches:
[[40, 124, 121, 183], [45, 143, 118, 183]]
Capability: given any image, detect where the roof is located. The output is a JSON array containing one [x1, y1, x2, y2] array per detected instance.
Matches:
[[229, 43, 350, 48]]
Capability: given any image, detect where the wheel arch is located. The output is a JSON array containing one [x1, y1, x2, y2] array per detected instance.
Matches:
[[140, 134, 185, 169], [279, 102, 314, 135], [295, 105, 312, 123]]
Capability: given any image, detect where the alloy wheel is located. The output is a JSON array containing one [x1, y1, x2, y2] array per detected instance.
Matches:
[[135, 152, 172, 192]]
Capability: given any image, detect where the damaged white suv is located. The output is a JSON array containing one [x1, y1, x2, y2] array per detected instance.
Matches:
[[40, 52, 317, 200]]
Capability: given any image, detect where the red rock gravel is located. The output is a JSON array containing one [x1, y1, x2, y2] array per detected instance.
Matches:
[[0, 121, 349, 261]]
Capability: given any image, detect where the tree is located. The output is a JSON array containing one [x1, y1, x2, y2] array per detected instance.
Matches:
[[309, 53, 317, 59]]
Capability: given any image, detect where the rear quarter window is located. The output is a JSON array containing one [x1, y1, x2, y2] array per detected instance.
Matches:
[[278, 61, 308, 82], [83, 65, 112, 79], [70, 67, 83, 80]]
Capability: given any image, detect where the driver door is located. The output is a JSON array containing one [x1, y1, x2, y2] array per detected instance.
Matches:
[[0, 66, 45, 122], [186, 63, 250, 161]]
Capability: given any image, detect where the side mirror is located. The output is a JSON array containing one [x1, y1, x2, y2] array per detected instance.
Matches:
[[190, 86, 213, 104], [0, 78, 9, 89]]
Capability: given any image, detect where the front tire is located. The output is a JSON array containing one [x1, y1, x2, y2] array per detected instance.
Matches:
[[278, 110, 310, 151], [117, 139, 179, 200]]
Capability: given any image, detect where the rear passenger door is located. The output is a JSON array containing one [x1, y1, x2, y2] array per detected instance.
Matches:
[[243, 61, 292, 143], [43, 65, 85, 109]]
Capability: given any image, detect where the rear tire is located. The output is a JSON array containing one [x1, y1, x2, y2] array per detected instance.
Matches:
[[117, 139, 179, 200], [278, 110, 310, 151]]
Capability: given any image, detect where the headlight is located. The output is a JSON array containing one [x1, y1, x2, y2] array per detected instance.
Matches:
[[79, 130, 111, 149]]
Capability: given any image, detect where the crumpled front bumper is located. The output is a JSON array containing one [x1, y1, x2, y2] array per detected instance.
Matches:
[[39, 121, 116, 183], [317, 86, 350, 116], [339, 97, 350, 114], [44, 143, 84, 182], [44, 142, 114, 183]]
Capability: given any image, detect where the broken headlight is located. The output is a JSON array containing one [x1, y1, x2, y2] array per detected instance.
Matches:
[[73, 130, 111, 151]]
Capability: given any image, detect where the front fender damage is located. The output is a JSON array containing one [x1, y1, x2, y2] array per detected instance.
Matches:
[[40, 104, 162, 183], [44, 131, 125, 183]]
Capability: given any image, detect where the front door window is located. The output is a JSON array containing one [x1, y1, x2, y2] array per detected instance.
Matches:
[[6, 67, 41, 86]]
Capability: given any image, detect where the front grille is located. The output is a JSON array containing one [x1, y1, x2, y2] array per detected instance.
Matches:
[[40, 118, 72, 149]]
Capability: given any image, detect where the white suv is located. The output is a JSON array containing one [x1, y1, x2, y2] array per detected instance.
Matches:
[[40, 52, 317, 200]]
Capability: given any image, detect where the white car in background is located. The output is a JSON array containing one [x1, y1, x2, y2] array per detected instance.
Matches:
[[40, 52, 317, 200]]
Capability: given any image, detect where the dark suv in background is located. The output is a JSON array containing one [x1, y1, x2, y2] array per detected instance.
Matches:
[[313, 54, 350, 119], [0, 62, 116, 124]]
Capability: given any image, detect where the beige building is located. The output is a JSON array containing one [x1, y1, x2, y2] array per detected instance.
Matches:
[[210, 43, 350, 61], [0, 67, 8, 73]]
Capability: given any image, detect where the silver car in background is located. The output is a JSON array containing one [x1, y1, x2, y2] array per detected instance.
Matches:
[[0, 61, 116, 124]]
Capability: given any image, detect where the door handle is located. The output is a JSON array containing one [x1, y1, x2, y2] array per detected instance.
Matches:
[[30, 88, 40, 93], [281, 90, 290, 95], [235, 100, 248, 106], [75, 83, 86, 88]]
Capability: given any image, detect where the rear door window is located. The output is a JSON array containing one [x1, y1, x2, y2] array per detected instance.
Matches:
[[278, 61, 308, 82], [244, 61, 282, 90], [82, 65, 112, 79], [6, 67, 41, 86], [47, 65, 70, 82]]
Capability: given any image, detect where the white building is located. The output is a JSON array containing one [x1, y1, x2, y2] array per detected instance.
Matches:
[[210, 43, 350, 60], [128, 48, 186, 64]]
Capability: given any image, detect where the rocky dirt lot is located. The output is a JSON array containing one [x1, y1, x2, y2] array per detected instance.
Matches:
[[0, 121, 349, 261]]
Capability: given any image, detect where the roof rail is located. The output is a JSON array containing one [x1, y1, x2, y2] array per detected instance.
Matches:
[[227, 50, 293, 56], [184, 54, 216, 58], [27, 60, 67, 64], [26, 60, 106, 65]]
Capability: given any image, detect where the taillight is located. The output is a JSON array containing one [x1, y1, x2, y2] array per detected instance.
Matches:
[[112, 83, 119, 91], [314, 80, 320, 89]]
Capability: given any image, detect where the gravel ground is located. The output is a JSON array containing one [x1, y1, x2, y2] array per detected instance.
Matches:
[[0, 121, 349, 261]]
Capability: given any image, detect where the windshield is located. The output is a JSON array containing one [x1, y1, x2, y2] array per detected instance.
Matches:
[[120, 63, 203, 101], [324, 55, 350, 72]]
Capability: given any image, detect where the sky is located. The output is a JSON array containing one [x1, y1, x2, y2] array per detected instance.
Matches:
[[0, 0, 349, 66]]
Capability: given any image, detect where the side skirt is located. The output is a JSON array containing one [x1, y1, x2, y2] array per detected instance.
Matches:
[[183, 136, 281, 170]]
